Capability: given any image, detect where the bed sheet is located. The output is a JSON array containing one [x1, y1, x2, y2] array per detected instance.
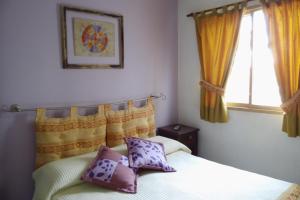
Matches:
[[33, 136, 292, 200]]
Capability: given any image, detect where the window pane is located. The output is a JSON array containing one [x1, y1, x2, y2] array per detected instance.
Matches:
[[252, 11, 281, 107], [225, 15, 252, 104]]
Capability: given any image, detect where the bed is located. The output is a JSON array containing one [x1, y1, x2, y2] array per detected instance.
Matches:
[[32, 136, 299, 200]]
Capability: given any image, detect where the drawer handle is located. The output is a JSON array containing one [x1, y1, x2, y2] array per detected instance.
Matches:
[[188, 135, 193, 140]]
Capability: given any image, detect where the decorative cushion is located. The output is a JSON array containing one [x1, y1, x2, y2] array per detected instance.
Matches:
[[105, 97, 156, 148], [124, 137, 175, 172], [81, 146, 137, 193], [35, 105, 106, 168], [128, 96, 156, 138], [105, 103, 138, 147]]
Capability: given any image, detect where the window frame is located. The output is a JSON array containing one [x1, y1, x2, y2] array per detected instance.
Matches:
[[226, 6, 283, 115]]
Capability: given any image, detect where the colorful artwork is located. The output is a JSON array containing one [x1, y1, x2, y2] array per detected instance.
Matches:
[[73, 18, 115, 57], [61, 6, 123, 68]]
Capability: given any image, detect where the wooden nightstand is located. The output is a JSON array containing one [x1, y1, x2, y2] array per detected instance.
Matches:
[[157, 124, 199, 156]]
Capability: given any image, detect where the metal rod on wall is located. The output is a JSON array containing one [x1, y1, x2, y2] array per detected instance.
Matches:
[[1, 93, 166, 113], [186, 0, 255, 17]]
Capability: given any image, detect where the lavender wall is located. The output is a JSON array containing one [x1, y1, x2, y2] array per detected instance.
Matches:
[[0, 0, 178, 199]]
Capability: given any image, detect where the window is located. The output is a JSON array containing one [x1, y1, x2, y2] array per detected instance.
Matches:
[[225, 9, 282, 113]]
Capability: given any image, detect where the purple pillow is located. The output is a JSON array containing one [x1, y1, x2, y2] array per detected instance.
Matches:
[[124, 137, 175, 172], [81, 146, 137, 193]]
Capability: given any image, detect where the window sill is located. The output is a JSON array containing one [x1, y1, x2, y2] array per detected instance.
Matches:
[[227, 103, 283, 115]]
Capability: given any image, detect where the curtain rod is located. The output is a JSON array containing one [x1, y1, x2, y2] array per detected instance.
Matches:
[[186, 0, 255, 17], [1, 93, 166, 113]]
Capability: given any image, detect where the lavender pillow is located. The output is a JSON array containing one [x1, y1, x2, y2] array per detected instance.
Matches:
[[124, 137, 175, 172], [81, 146, 137, 193]]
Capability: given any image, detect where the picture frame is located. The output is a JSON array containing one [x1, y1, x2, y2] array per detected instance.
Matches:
[[61, 5, 124, 69]]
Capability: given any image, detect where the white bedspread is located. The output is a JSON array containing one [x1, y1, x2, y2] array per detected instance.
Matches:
[[33, 136, 291, 200]]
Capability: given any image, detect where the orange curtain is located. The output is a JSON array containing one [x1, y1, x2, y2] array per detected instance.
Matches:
[[193, 5, 244, 122], [261, 0, 300, 137]]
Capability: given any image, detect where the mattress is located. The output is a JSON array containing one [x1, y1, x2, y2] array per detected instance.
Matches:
[[32, 136, 296, 200]]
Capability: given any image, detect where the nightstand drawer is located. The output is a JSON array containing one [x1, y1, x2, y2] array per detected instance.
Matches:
[[179, 132, 197, 154], [180, 132, 195, 144], [157, 124, 199, 156], [157, 130, 179, 140]]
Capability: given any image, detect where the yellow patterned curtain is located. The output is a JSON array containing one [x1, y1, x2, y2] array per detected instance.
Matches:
[[193, 4, 244, 122], [261, 0, 300, 137]]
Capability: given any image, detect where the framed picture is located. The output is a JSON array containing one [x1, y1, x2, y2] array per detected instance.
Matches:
[[61, 5, 124, 69]]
